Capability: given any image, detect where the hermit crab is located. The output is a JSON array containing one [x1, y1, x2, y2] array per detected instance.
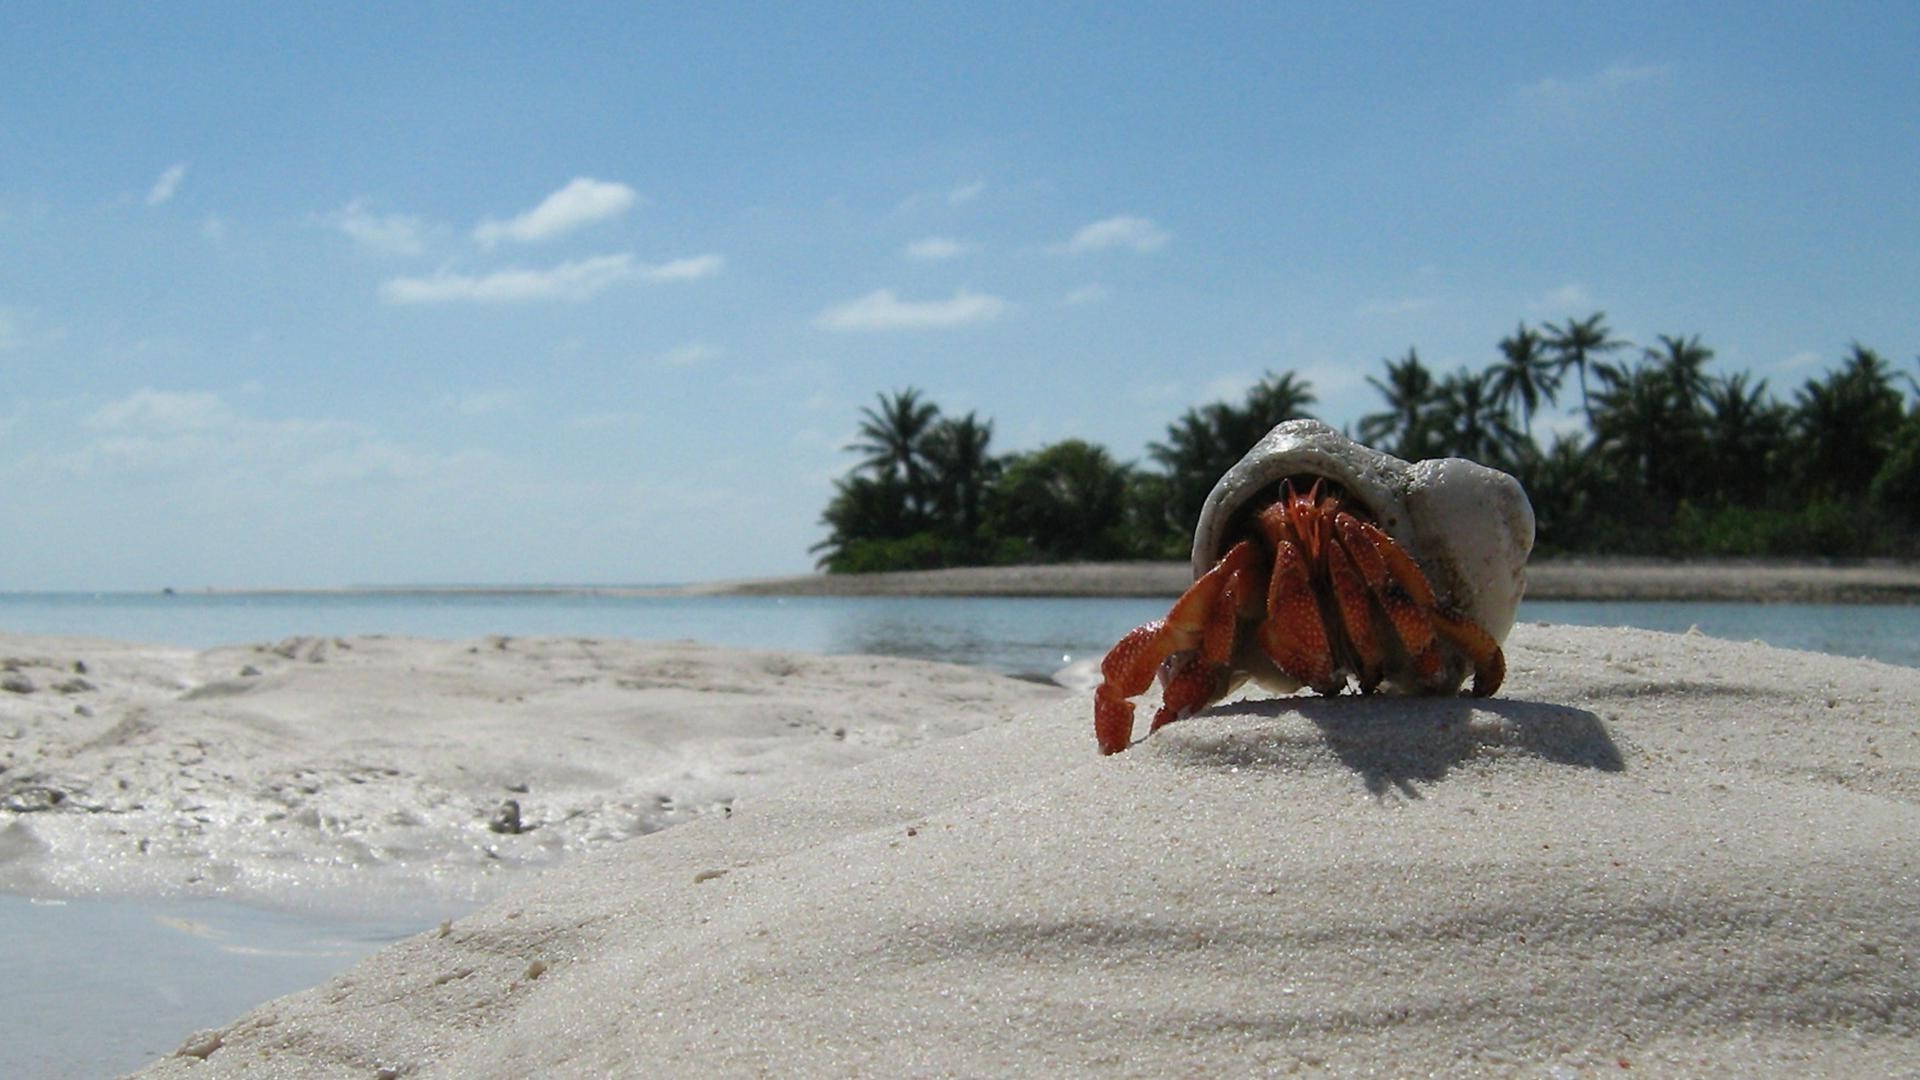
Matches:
[[1094, 420, 1534, 754]]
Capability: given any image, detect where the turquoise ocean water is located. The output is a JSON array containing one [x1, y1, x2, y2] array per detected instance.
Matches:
[[2, 589, 1917, 672]]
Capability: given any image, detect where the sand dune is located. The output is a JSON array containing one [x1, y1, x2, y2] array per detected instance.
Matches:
[[110, 623, 1920, 1077]]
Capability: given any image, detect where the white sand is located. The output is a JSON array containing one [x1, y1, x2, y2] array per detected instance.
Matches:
[[93, 623, 1920, 1077], [0, 633, 1059, 918]]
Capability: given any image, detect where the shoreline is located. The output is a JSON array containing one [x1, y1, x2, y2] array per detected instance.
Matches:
[[688, 555, 1920, 603], [151, 556, 1920, 604]]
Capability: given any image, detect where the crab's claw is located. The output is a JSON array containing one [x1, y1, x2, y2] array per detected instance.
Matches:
[[1092, 541, 1264, 753]]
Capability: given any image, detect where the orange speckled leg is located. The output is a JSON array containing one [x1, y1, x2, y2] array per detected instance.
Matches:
[[1325, 536, 1382, 691], [1429, 607, 1506, 697], [1255, 537, 1338, 694], [1093, 541, 1262, 753], [1149, 652, 1232, 733], [1341, 516, 1447, 689]]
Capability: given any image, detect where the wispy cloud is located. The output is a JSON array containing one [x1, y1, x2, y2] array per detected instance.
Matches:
[[0, 309, 25, 351], [1530, 282, 1594, 313], [72, 387, 496, 488], [1512, 61, 1673, 125], [474, 177, 639, 247], [947, 180, 985, 206], [905, 236, 969, 261], [640, 253, 724, 281], [381, 254, 637, 304], [1061, 283, 1110, 306], [815, 289, 1008, 331], [436, 390, 519, 417], [1521, 61, 1671, 102], [200, 216, 229, 243], [326, 199, 430, 256], [656, 342, 721, 367], [146, 163, 188, 206], [1354, 295, 1439, 318], [87, 388, 229, 431], [1050, 215, 1170, 255]]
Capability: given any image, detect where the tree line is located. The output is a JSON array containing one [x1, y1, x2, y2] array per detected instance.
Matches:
[[814, 312, 1920, 572]]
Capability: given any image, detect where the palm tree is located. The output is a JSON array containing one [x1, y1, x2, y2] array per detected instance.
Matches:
[[1700, 372, 1787, 506], [1793, 343, 1906, 500], [921, 412, 997, 535], [1242, 370, 1318, 432], [1359, 348, 1439, 458], [1543, 312, 1628, 423], [1588, 359, 1703, 505], [811, 472, 921, 570], [988, 439, 1133, 560], [1148, 371, 1316, 533], [1489, 321, 1560, 440], [849, 388, 941, 502], [1432, 367, 1523, 467], [1647, 334, 1714, 412]]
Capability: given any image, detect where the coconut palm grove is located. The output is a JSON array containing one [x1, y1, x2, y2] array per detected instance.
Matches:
[[815, 313, 1920, 572]]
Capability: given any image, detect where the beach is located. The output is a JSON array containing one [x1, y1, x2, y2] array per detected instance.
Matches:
[[99, 620, 1916, 1077], [0, 633, 1059, 918], [3, 563, 1918, 1075], [700, 556, 1920, 603]]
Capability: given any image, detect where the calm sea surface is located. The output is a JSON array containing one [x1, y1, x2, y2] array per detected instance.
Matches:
[[1, 590, 1916, 672]]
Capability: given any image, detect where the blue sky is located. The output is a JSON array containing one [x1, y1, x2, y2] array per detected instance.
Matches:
[[3, 4, 1916, 589]]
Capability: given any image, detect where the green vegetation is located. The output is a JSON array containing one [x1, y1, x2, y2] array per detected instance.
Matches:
[[814, 315, 1920, 572]]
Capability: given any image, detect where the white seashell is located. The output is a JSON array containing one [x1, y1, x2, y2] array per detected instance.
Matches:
[[1190, 419, 1534, 692]]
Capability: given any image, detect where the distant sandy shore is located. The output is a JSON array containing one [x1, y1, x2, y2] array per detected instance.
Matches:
[[693, 556, 1920, 603]]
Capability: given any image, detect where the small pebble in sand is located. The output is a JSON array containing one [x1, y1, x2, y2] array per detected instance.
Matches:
[[489, 799, 526, 834]]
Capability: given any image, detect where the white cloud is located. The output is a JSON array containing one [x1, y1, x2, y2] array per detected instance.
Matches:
[[327, 200, 429, 256], [1051, 215, 1170, 254], [898, 180, 988, 214], [1531, 282, 1594, 312], [1513, 61, 1673, 124], [1770, 349, 1826, 373], [87, 388, 230, 431], [640, 253, 724, 281], [473, 177, 639, 247], [1523, 61, 1671, 101], [657, 342, 721, 367], [146, 163, 188, 206], [905, 236, 969, 261], [67, 387, 496, 490], [1061, 283, 1111, 306], [0, 308, 64, 353], [380, 254, 636, 304], [1354, 295, 1439, 318], [437, 390, 519, 416], [201, 215, 229, 243], [815, 289, 1008, 331]]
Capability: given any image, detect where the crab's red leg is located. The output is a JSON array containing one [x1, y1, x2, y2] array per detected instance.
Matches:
[[1255, 535, 1339, 694], [1343, 515, 1504, 696], [1339, 516, 1447, 689], [1094, 621, 1169, 754], [1148, 653, 1230, 733], [1093, 541, 1261, 754], [1429, 608, 1505, 697], [1324, 534, 1383, 692]]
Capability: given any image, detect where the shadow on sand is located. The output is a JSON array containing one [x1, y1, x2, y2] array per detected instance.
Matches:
[[1151, 695, 1624, 798]]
